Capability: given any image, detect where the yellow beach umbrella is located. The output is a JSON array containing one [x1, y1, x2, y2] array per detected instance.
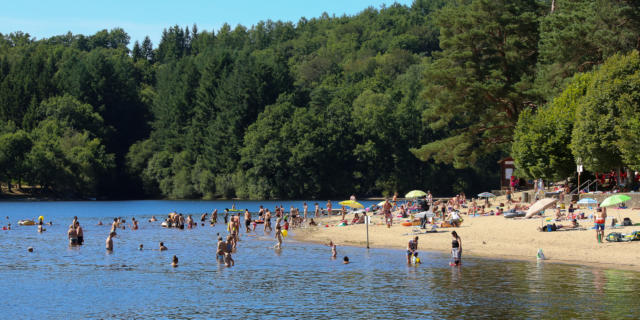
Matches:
[[339, 200, 364, 209]]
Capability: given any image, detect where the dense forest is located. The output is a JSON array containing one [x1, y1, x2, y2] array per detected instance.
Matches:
[[0, 0, 639, 199]]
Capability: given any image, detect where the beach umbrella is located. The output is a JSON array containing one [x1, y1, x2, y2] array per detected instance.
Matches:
[[339, 200, 364, 209], [576, 198, 598, 205], [600, 194, 631, 208], [405, 190, 427, 198], [377, 200, 386, 206], [525, 198, 558, 218], [477, 192, 496, 198]]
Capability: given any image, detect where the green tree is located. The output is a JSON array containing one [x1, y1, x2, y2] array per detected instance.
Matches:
[[572, 50, 640, 172], [412, 0, 543, 168], [0, 130, 32, 191], [512, 73, 592, 180]]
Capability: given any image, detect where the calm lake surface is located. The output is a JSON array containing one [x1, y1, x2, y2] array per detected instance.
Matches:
[[1, 200, 639, 319]]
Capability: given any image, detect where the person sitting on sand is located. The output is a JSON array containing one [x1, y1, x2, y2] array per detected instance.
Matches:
[[309, 218, 317, 226], [351, 213, 360, 225], [159, 242, 167, 251]]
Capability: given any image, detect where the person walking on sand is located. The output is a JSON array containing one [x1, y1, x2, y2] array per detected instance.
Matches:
[[407, 236, 418, 264], [595, 207, 607, 243], [383, 199, 393, 228], [451, 231, 462, 266], [314, 203, 320, 218]]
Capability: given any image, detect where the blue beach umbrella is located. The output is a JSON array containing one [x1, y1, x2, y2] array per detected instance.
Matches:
[[576, 198, 598, 205], [477, 192, 496, 198]]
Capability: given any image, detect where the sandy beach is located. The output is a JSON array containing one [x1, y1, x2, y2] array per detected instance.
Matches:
[[293, 203, 640, 271]]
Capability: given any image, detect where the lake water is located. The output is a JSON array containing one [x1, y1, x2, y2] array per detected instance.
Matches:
[[1, 200, 640, 319]]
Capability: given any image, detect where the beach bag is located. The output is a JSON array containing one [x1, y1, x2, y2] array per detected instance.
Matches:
[[605, 232, 622, 242], [623, 218, 632, 226], [630, 231, 640, 241]]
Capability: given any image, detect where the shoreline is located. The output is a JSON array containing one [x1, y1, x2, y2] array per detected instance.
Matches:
[[291, 210, 640, 272]]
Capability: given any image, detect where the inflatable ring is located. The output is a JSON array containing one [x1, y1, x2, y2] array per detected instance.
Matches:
[[401, 222, 413, 227]]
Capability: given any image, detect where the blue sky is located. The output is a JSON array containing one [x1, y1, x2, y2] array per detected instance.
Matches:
[[2, 0, 413, 46]]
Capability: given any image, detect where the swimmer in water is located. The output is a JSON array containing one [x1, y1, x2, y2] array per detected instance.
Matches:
[[159, 242, 167, 251], [149, 216, 157, 222], [216, 236, 225, 261], [139, 244, 144, 250], [224, 235, 235, 267], [327, 240, 337, 259], [28, 247, 34, 252], [131, 217, 139, 230], [343, 256, 349, 264], [68, 225, 78, 246], [172, 255, 178, 267], [106, 232, 115, 251]]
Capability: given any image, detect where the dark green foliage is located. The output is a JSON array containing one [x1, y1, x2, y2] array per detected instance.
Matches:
[[4, 0, 637, 199]]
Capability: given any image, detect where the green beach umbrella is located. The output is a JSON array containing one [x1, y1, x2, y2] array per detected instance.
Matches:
[[405, 190, 427, 198], [600, 194, 631, 207]]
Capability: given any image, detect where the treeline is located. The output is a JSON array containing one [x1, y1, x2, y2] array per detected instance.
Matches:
[[1, 0, 638, 199]]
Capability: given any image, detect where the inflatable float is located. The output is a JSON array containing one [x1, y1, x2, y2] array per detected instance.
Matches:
[[18, 219, 36, 226]]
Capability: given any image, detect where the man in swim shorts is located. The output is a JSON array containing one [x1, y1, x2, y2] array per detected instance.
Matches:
[[244, 209, 252, 232], [68, 225, 78, 246]]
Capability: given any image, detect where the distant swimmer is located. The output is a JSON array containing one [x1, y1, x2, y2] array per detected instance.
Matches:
[[224, 235, 235, 267], [216, 236, 225, 261], [200, 212, 207, 222], [264, 209, 272, 232], [159, 242, 168, 251], [244, 209, 252, 233], [68, 225, 78, 246], [172, 255, 179, 267], [149, 216, 157, 222], [106, 232, 116, 251], [131, 218, 139, 230], [110, 218, 118, 233], [326, 240, 337, 259], [97, 221, 103, 226], [343, 256, 349, 264], [75, 222, 84, 245], [210, 209, 218, 226], [28, 247, 34, 252], [139, 244, 144, 250]]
